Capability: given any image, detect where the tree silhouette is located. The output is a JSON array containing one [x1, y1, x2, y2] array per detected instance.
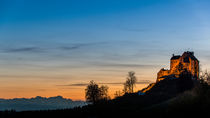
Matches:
[[200, 70, 210, 84], [85, 80, 110, 104], [114, 90, 123, 98], [99, 85, 110, 100], [123, 71, 137, 93], [85, 80, 101, 104]]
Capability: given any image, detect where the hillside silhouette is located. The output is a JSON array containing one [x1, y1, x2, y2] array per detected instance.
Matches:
[[1, 72, 210, 118]]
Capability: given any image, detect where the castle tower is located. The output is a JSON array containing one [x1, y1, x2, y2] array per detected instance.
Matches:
[[170, 54, 181, 73], [180, 51, 199, 78]]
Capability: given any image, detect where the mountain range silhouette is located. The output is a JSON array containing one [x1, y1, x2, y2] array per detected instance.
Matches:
[[0, 96, 87, 111]]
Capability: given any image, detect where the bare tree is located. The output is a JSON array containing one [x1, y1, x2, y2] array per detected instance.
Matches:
[[123, 79, 131, 93], [200, 70, 210, 84], [123, 71, 137, 93], [85, 80, 110, 104]]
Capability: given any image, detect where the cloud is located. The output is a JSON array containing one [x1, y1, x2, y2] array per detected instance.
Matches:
[[59, 83, 89, 87], [59, 44, 87, 51], [90, 62, 160, 68], [104, 64, 158, 68], [3, 47, 44, 53], [0, 74, 65, 80], [60, 46, 81, 50], [2, 42, 108, 54], [59, 80, 152, 87], [59, 42, 108, 51], [99, 81, 152, 85]]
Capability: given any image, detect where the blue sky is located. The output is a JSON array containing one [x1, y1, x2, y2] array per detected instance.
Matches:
[[0, 0, 210, 99]]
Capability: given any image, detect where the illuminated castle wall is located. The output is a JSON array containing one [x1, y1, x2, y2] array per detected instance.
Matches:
[[157, 51, 199, 82]]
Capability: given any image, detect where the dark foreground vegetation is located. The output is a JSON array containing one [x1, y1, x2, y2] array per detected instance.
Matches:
[[1, 74, 210, 118]]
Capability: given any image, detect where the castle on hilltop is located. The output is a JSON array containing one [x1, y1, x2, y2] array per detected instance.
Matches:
[[140, 51, 199, 94], [157, 51, 199, 82]]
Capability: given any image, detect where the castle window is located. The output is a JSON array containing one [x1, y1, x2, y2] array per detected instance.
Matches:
[[184, 57, 189, 63]]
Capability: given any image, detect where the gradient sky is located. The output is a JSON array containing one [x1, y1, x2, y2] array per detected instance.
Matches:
[[0, 0, 210, 100]]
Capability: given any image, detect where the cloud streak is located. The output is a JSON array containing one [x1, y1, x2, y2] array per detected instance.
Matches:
[[2, 42, 108, 54], [58, 80, 152, 87], [4, 47, 44, 53], [90, 62, 160, 68], [59, 42, 108, 51]]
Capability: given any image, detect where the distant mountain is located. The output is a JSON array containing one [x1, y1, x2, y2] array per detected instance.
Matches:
[[0, 96, 87, 111]]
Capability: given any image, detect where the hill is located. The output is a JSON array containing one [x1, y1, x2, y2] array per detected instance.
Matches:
[[2, 74, 210, 118]]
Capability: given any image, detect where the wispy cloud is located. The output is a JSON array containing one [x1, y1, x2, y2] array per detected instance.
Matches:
[[99, 81, 152, 85], [4, 47, 44, 53], [58, 80, 152, 87], [59, 46, 81, 50], [90, 62, 160, 68], [60, 83, 89, 87], [59, 42, 108, 51], [2, 42, 108, 54]]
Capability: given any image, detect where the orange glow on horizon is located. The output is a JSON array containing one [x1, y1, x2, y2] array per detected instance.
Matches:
[[0, 83, 149, 100]]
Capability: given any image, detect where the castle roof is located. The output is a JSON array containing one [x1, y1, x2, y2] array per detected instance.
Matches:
[[170, 51, 198, 61], [171, 55, 181, 60], [189, 54, 198, 61], [182, 51, 198, 61]]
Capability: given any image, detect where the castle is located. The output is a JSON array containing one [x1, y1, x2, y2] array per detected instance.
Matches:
[[157, 51, 199, 82], [139, 51, 199, 94]]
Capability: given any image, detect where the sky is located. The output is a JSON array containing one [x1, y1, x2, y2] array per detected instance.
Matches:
[[0, 0, 210, 100]]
